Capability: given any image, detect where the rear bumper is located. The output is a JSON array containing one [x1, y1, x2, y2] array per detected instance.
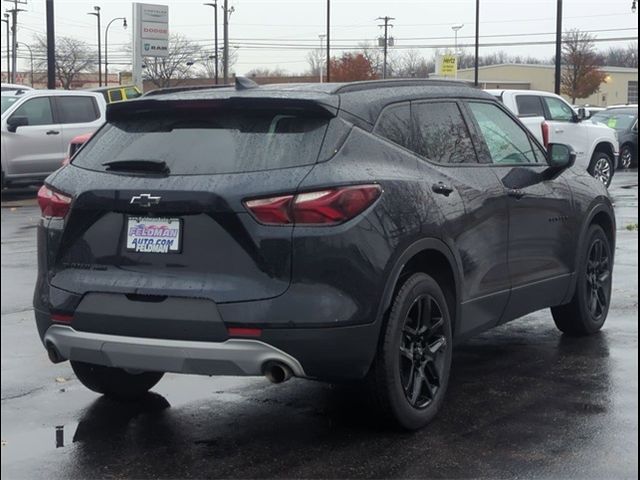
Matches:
[[44, 324, 306, 377]]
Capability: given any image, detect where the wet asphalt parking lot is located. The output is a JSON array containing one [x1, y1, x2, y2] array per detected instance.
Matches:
[[1, 172, 638, 479]]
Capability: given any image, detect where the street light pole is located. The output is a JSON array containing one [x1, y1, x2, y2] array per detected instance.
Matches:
[[46, 0, 55, 88], [554, 0, 562, 94], [6, 0, 26, 84], [16, 41, 32, 86], [88, 6, 102, 87], [326, 0, 330, 82], [451, 24, 464, 79], [318, 34, 326, 82], [1, 14, 9, 81], [203, 2, 218, 84], [105, 16, 127, 86]]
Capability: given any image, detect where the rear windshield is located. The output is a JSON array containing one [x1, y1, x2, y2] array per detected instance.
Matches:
[[590, 109, 637, 130], [72, 109, 329, 174]]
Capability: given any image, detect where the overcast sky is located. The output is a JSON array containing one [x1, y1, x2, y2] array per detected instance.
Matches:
[[2, 0, 638, 75]]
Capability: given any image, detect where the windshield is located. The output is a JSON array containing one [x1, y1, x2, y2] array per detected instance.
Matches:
[[1, 95, 20, 114], [591, 109, 637, 130], [72, 109, 330, 175]]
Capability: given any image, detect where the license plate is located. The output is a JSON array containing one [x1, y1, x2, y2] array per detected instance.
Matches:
[[126, 217, 181, 254]]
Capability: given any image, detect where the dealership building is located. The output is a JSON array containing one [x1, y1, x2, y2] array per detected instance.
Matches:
[[456, 64, 638, 106]]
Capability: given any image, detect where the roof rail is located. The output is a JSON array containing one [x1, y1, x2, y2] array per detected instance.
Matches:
[[333, 78, 473, 94], [142, 83, 231, 97]]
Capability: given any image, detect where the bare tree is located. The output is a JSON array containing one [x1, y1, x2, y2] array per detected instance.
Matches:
[[33, 35, 95, 89], [561, 29, 607, 103], [195, 46, 238, 80], [143, 34, 202, 88], [395, 49, 431, 78], [602, 42, 638, 68], [306, 49, 324, 77]]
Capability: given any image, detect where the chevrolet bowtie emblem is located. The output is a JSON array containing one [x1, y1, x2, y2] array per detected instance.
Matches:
[[130, 194, 161, 207]]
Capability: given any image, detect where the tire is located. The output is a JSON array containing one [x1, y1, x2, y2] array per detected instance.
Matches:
[[618, 144, 635, 170], [366, 273, 453, 430], [551, 225, 613, 336], [588, 152, 614, 188], [71, 361, 164, 401]]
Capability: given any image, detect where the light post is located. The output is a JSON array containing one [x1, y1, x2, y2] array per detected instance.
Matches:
[[451, 24, 464, 79], [632, 1, 637, 13], [16, 41, 32, 87], [318, 34, 326, 82], [2, 13, 9, 81], [105, 16, 127, 86], [87, 6, 102, 87], [203, 2, 219, 84]]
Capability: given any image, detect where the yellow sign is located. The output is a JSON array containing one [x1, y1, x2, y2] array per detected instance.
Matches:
[[441, 55, 457, 76]]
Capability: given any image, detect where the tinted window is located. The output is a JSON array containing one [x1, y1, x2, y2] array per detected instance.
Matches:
[[412, 102, 477, 164], [57, 96, 99, 123], [10, 97, 54, 126], [374, 103, 413, 151], [73, 109, 330, 174], [516, 95, 545, 117], [468, 102, 539, 165], [109, 90, 123, 102], [543, 96, 574, 121]]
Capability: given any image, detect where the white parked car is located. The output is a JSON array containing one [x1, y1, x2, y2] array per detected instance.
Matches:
[[1, 89, 106, 187], [1, 83, 33, 93], [488, 89, 619, 187]]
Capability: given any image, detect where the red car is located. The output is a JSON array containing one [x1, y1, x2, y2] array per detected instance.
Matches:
[[62, 132, 93, 166]]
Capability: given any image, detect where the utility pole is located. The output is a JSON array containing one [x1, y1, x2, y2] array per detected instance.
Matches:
[[46, 0, 54, 88], [204, 2, 218, 84], [474, 0, 480, 87], [5, 0, 27, 84], [222, 0, 233, 83], [325, 0, 330, 82], [554, 0, 562, 95], [2, 13, 9, 81], [377, 16, 394, 79]]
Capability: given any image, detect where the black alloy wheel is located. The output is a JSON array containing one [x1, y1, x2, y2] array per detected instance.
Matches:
[[585, 238, 612, 322], [399, 294, 447, 409]]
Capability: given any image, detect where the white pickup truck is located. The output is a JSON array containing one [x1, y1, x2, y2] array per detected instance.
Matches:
[[488, 89, 619, 187]]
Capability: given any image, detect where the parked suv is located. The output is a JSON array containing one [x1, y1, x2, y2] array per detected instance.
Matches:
[[34, 79, 616, 430], [590, 106, 638, 169], [1, 89, 106, 187], [489, 89, 619, 187]]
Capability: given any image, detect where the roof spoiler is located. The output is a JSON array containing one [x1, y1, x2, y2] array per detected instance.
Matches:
[[106, 96, 338, 122]]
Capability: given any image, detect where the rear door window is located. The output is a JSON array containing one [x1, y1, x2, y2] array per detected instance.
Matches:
[[72, 109, 330, 174], [374, 103, 413, 151], [56, 96, 99, 123], [412, 101, 478, 164], [10, 97, 54, 126], [516, 95, 545, 117]]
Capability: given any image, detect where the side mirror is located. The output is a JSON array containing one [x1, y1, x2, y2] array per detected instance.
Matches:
[[577, 107, 590, 120], [7, 116, 29, 133], [545, 143, 576, 177]]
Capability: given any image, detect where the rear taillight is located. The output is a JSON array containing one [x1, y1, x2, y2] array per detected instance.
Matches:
[[244, 184, 382, 226], [51, 313, 73, 324], [37, 185, 72, 219], [541, 121, 550, 149]]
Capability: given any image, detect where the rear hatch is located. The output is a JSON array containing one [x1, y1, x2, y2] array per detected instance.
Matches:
[[50, 98, 337, 304]]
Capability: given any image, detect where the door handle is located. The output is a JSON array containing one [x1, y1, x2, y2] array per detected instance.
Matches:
[[432, 182, 454, 197], [46, 130, 60, 135], [554, 129, 564, 133], [507, 188, 525, 200]]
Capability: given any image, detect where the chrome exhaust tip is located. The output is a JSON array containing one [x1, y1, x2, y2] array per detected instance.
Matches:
[[263, 361, 293, 384]]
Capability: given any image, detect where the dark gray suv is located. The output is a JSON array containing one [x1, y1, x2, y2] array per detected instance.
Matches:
[[34, 79, 615, 430]]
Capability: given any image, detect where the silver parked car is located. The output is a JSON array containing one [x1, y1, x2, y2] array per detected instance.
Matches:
[[1, 89, 106, 187]]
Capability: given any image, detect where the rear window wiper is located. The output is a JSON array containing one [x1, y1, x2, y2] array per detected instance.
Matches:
[[102, 159, 170, 174]]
